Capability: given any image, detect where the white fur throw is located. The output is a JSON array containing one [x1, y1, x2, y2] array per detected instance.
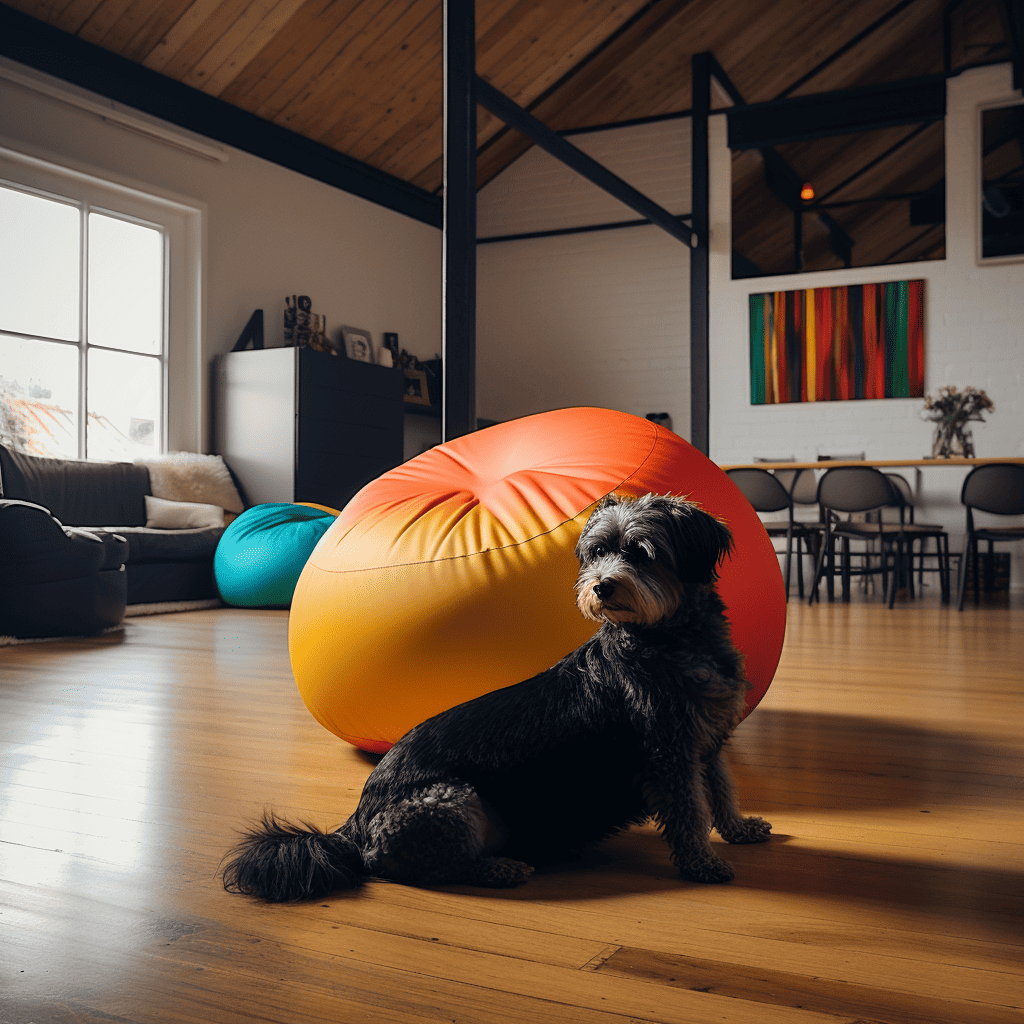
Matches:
[[136, 451, 244, 512]]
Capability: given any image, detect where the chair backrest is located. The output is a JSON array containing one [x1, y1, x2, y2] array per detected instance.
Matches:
[[774, 467, 818, 504], [961, 463, 1024, 516], [817, 466, 894, 514], [885, 474, 914, 506], [726, 468, 792, 513]]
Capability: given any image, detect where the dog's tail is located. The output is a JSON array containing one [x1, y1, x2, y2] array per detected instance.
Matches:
[[222, 812, 365, 902]]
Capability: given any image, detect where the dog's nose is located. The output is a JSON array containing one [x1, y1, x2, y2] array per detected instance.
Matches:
[[594, 581, 615, 601]]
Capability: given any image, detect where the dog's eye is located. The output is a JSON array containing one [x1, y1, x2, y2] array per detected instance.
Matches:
[[592, 544, 608, 558]]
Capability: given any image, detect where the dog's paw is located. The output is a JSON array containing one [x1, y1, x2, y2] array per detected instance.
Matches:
[[718, 815, 772, 845], [679, 854, 735, 884]]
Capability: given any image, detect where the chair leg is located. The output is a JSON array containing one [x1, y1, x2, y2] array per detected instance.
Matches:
[[809, 526, 831, 605], [887, 538, 901, 609], [840, 537, 852, 602], [957, 536, 973, 610], [782, 525, 793, 598], [795, 535, 805, 599], [939, 534, 950, 603]]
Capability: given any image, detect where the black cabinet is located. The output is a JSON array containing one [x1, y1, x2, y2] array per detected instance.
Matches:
[[215, 347, 403, 511]]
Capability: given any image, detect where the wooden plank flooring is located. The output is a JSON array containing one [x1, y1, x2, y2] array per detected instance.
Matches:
[[2, 591, 1022, 1023]]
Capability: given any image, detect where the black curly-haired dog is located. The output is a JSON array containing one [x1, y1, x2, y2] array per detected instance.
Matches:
[[222, 493, 771, 901]]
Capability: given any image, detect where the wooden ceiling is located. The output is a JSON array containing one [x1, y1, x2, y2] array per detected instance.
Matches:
[[3, 0, 1016, 273]]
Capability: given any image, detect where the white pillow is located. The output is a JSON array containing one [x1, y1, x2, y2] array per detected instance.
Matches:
[[136, 452, 244, 512], [145, 494, 224, 530]]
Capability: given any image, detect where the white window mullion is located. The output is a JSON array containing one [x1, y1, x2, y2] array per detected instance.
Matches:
[[79, 201, 89, 460]]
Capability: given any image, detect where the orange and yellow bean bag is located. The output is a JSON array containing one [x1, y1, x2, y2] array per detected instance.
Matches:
[[289, 407, 785, 752]]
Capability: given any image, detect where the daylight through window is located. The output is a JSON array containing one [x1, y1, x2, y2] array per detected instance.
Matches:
[[0, 180, 167, 460]]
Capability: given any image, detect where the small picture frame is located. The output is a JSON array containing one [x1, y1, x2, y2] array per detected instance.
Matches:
[[341, 326, 375, 362], [404, 367, 431, 406]]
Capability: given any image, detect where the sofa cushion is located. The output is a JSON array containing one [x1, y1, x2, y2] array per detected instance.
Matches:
[[97, 525, 224, 563], [0, 445, 150, 526], [145, 495, 224, 529]]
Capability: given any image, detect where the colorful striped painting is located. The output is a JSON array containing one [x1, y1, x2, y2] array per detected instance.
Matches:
[[748, 280, 925, 405]]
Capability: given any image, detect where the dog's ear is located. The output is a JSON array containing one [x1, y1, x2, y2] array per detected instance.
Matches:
[[664, 498, 733, 585], [575, 492, 629, 558], [593, 492, 628, 513]]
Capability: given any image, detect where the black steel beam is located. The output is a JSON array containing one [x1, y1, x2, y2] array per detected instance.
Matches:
[[689, 52, 711, 456], [561, 108, 693, 137], [478, 213, 692, 244], [0, 4, 441, 228], [728, 75, 947, 149], [442, 0, 478, 441], [1003, 0, 1024, 90], [475, 76, 699, 249]]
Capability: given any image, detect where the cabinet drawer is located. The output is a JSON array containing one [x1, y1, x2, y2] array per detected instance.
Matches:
[[296, 451, 399, 509], [298, 416, 402, 462]]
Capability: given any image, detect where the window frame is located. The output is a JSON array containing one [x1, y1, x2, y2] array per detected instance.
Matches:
[[0, 144, 203, 457], [977, 99, 1024, 267]]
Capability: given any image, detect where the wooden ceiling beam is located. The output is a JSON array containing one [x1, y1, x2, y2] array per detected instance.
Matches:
[[476, 0, 698, 186]]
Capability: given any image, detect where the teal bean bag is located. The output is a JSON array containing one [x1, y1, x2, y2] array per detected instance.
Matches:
[[215, 502, 339, 608]]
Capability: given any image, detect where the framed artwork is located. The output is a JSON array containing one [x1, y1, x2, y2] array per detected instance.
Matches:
[[748, 279, 924, 405], [341, 325, 375, 362], [403, 367, 431, 405]]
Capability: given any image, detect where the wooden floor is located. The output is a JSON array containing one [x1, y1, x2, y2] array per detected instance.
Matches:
[[2, 589, 1022, 1024]]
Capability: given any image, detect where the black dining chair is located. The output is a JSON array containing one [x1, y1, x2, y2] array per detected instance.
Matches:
[[956, 463, 1024, 610], [726, 468, 817, 599], [809, 466, 914, 608], [883, 473, 951, 601]]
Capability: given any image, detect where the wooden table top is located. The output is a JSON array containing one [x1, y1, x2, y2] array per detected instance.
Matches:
[[719, 456, 1024, 471]]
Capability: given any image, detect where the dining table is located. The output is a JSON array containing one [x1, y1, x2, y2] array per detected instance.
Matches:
[[718, 456, 1024, 471]]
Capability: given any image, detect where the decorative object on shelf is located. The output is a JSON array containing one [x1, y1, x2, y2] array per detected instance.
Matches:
[[404, 367, 431, 405], [286, 296, 334, 353], [391, 346, 442, 409], [749, 279, 924, 404], [922, 385, 994, 458], [232, 309, 264, 352], [341, 325, 375, 362]]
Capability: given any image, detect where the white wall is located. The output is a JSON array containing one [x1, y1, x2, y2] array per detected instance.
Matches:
[[476, 64, 1024, 588], [709, 64, 1024, 467], [708, 64, 1024, 585], [476, 120, 691, 429], [0, 59, 442, 454]]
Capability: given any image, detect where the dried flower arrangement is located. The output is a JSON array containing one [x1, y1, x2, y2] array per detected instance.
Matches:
[[922, 385, 994, 458]]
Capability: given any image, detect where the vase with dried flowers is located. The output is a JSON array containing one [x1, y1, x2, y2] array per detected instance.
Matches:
[[921, 385, 994, 458]]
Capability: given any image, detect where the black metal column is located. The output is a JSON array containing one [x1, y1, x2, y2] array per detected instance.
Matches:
[[689, 52, 711, 456], [442, 0, 477, 441]]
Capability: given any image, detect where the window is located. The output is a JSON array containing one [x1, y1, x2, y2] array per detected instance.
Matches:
[[0, 148, 200, 460], [980, 103, 1024, 261]]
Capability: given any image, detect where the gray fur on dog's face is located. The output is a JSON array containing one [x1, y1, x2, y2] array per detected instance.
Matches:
[[574, 493, 732, 625]]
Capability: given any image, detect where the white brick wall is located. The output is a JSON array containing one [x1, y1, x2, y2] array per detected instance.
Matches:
[[477, 119, 691, 428], [476, 64, 1024, 589]]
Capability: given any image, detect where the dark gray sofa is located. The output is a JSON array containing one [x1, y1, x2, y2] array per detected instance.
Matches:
[[1, 444, 226, 636]]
